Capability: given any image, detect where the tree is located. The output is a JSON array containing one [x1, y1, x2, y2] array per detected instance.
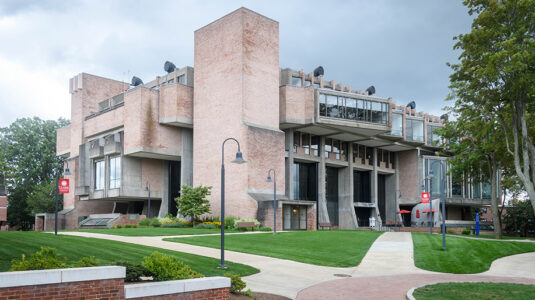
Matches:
[[0, 117, 70, 229], [503, 200, 535, 237], [175, 185, 211, 226], [449, 0, 535, 213], [26, 180, 62, 215]]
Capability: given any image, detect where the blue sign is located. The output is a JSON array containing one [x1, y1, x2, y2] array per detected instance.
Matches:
[[475, 212, 480, 236]]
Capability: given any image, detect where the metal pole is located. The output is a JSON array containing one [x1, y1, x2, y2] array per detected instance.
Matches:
[[55, 175, 59, 235], [219, 161, 226, 268], [442, 161, 446, 250], [429, 174, 433, 235], [273, 170, 277, 234]]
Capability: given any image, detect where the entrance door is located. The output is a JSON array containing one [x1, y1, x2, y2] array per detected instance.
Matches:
[[326, 167, 339, 226], [355, 207, 371, 226], [283, 205, 307, 230], [168, 161, 181, 216], [377, 174, 386, 221]]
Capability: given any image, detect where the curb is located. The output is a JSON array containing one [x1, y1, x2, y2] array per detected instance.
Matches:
[[406, 283, 431, 300]]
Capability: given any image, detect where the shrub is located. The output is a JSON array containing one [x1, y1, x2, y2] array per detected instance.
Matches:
[[225, 216, 238, 229], [462, 228, 471, 235], [115, 261, 152, 282], [139, 218, 151, 226], [151, 218, 162, 227], [234, 218, 261, 229], [141, 252, 203, 281], [164, 213, 175, 219], [162, 222, 189, 228], [10, 247, 68, 271], [124, 224, 137, 228], [115, 224, 122, 229], [71, 256, 100, 268], [194, 223, 217, 229], [175, 185, 212, 226], [446, 228, 456, 235], [259, 227, 272, 231], [224, 274, 246, 294]]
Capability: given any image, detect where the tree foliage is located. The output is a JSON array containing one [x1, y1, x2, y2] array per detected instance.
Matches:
[[449, 0, 535, 215], [0, 117, 70, 229], [174, 184, 211, 226], [503, 200, 535, 237]]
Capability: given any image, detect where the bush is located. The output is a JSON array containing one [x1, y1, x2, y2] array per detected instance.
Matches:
[[71, 256, 100, 268], [259, 227, 272, 231], [234, 218, 261, 229], [225, 216, 238, 229], [141, 252, 203, 281], [10, 247, 68, 271], [139, 218, 151, 226], [194, 223, 217, 229], [115, 261, 152, 282], [151, 218, 162, 227], [162, 222, 190, 228], [224, 274, 246, 294], [115, 224, 122, 229], [446, 228, 456, 235], [462, 228, 471, 235], [124, 224, 137, 228]]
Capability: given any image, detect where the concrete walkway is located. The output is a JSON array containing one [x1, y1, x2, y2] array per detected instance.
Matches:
[[59, 231, 535, 300]]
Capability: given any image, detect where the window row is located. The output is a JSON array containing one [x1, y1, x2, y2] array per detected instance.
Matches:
[[319, 93, 389, 124], [94, 156, 121, 190]]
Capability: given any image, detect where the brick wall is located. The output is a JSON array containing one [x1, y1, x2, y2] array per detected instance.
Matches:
[[128, 287, 229, 300], [0, 278, 124, 300]]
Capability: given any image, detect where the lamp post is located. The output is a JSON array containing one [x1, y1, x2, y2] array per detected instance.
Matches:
[[424, 168, 435, 235], [55, 161, 71, 236], [219, 138, 246, 269], [145, 182, 151, 219], [266, 169, 277, 234], [441, 160, 446, 250]]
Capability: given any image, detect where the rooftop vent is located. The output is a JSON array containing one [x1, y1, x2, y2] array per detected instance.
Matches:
[[406, 101, 416, 110], [164, 61, 176, 73], [131, 76, 143, 86], [313, 66, 324, 77], [365, 86, 376, 95]]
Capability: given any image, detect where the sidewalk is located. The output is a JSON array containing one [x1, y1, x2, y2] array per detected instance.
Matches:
[[60, 231, 535, 300]]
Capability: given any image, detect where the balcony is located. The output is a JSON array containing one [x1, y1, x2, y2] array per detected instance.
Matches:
[[158, 83, 193, 128]]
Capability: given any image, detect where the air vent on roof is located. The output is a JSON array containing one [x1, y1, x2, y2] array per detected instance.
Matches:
[[131, 76, 143, 86], [406, 101, 416, 110], [164, 61, 176, 73], [365, 86, 376, 95], [313, 66, 324, 77]]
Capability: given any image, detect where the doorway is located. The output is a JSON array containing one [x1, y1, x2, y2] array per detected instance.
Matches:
[[283, 205, 307, 230], [355, 207, 372, 227]]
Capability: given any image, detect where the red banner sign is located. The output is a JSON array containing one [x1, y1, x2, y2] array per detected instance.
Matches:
[[59, 179, 69, 194], [421, 192, 430, 203]]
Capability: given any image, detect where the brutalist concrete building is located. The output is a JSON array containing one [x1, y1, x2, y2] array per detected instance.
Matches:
[[38, 8, 491, 231]]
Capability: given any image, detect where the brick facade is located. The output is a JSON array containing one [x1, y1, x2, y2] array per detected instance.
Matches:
[[128, 287, 229, 300]]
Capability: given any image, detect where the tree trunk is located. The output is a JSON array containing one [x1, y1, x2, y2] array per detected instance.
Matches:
[[490, 159, 503, 239]]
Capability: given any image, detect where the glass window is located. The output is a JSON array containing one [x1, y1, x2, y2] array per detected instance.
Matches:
[[407, 119, 424, 142], [390, 152, 395, 168], [371, 102, 383, 123], [302, 133, 310, 155], [305, 80, 312, 87], [326, 95, 339, 118], [177, 75, 185, 84], [109, 156, 121, 189], [357, 99, 366, 121], [291, 77, 301, 87], [391, 113, 403, 136], [293, 162, 317, 201], [345, 97, 356, 120], [473, 180, 481, 198], [95, 160, 105, 190], [311, 135, 319, 156], [427, 125, 442, 145], [366, 147, 373, 165]]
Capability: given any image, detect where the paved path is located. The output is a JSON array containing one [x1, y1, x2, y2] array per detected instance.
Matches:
[[60, 231, 535, 300]]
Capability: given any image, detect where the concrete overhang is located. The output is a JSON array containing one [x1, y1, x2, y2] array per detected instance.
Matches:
[[125, 146, 181, 161]]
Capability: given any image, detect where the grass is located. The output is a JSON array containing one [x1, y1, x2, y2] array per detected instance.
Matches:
[[71, 227, 240, 236], [412, 232, 535, 273], [412, 282, 535, 300], [165, 230, 383, 267], [0, 231, 258, 276], [449, 233, 535, 241]]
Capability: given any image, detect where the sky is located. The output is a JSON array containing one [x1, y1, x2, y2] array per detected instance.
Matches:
[[0, 0, 474, 127]]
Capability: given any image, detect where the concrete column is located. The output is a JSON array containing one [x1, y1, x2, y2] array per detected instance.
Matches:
[[158, 165, 169, 217], [286, 129, 294, 200], [395, 152, 402, 226], [317, 136, 329, 223], [371, 148, 379, 223], [181, 128, 193, 186], [338, 143, 358, 229]]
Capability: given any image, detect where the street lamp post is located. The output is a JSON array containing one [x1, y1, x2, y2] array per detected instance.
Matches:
[[425, 169, 435, 235], [219, 138, 246, 269], [55, 161, 71, 236], [145, 182, 151, 219], [441, 160, 447, 250], [266, 169, 277, 234]]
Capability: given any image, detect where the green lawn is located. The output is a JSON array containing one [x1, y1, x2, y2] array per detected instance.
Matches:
[[165, 230, 383, 267], [412, 232, 535, 273], [0, 231, 258, 276], [71, 227, 239, 236], [413, 282, 535, 300], [449, 233, 535, 241]]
